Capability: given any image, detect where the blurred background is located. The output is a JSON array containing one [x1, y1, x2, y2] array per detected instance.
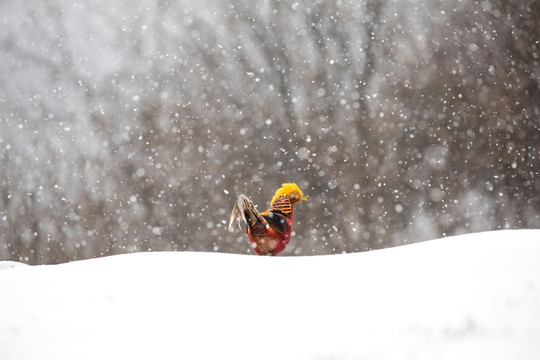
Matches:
[[1, 0, 539, 264]]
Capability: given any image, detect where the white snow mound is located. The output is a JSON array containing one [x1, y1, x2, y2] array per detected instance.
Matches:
[[1, 229, 539, 360]]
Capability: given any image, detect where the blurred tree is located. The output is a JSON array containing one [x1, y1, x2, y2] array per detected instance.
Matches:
[[0, 0, 538, 264]]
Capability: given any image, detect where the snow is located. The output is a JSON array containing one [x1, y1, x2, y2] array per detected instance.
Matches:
[[1, 230, 540, 360]]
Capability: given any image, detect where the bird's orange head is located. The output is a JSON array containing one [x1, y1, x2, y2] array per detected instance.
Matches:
[[271, 183, 308, 205]]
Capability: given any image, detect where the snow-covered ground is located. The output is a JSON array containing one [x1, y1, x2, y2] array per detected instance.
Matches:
[[1, 230, 539, 360]]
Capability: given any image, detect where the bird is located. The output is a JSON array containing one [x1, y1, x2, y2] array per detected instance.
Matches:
[[229, 183, 307, 256]]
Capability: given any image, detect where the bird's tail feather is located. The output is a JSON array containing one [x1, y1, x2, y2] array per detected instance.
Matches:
[[228, 194, 259, 232]]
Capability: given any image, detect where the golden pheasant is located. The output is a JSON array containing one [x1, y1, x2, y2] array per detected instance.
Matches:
[[229, 183, 307, 255]]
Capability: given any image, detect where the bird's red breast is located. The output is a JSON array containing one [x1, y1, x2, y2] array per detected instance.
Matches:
[[248, 211, 294, 255]]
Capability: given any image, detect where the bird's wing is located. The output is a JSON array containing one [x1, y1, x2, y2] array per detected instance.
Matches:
[[261, 211, 291, 234], [229, 194, 272, 237]]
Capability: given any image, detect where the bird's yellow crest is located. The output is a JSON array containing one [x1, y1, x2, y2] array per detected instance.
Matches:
[[270, 183, 307, 205]]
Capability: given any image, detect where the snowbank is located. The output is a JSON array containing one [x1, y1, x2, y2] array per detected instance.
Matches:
[[1, 230, 539, 360]]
